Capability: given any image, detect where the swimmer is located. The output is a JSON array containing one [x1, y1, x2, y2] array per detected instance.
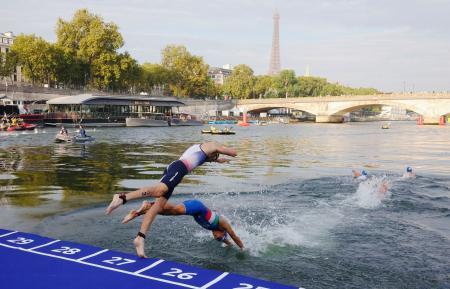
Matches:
[[122, 199, 244, 254], [353, 169, 368, 181], [402, 166, 416, 179], [105, 142, 237, 257], [378, 180, 389, 198]]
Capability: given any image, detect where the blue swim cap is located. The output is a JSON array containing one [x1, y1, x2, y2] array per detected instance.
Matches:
[[406, 167, 412, 173], [361, 170, 367, 176], [216, 231, 228, 242]]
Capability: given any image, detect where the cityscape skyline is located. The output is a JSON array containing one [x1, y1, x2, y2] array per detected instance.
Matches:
[[1, 0, 450, 92]]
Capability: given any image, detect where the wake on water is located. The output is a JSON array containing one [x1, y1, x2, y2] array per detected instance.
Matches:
[[195, 175, 393, 257]]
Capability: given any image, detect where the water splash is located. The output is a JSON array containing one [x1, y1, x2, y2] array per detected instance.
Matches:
[[350, 176, 390, 209]]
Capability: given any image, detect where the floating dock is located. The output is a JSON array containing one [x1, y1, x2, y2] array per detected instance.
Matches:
[[0, 228, 301, 289]]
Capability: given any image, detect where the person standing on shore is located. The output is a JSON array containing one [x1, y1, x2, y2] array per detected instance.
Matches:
[[105, 141, 237, 257]]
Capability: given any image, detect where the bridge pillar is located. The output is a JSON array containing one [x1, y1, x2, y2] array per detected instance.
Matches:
[[315, 115, 344, 123], [422, 115, 441, 125]]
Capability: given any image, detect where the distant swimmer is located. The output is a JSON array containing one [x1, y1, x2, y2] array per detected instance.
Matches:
[[378, 180, 389, 198], [402, 166, 416, 179], [105, 142, 237, 257], [353, 169, 368, 181], [122, 199, 244, 253]]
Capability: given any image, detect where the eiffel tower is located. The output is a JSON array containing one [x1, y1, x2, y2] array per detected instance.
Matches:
[[268, 10, 281, 75]]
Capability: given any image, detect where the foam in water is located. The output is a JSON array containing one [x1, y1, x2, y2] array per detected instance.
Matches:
[[351, 176, 390, 209], [198, 191, 343, 257]]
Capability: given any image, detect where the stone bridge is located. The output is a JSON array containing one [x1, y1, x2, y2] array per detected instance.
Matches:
[[236, 93, 450, 124]]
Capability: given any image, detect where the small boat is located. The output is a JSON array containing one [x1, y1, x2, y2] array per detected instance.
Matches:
[[5, 123, 37, 131], [55, 134, 95, 143], [212, 130, 235, 135], [202, 126, 235, 135], [73, 135, 95, 143], [55, 133, 74, 143]]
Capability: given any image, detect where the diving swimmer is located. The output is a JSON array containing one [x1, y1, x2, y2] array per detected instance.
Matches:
[[122, 199, 244, 251], [105, 142, 237, 257], [353, 169, 368, 181]]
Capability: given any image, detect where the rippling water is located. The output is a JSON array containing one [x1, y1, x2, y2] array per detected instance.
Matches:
[[0, 122, 449, 289]]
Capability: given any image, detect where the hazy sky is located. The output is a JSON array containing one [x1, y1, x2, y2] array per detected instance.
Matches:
[[1, 0, 450, 92]]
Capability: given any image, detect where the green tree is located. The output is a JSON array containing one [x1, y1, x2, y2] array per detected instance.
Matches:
[[298, 76, 328, 96], [0, 50, 18, 82], [56, 9, 124, 89], [254, 75, 275, 98], [222, 64, 255, 99], [11, 34, 56, 85], [139, 63, 171, 94], [276, 70, 297, 98], [161, 45, 210, 98]]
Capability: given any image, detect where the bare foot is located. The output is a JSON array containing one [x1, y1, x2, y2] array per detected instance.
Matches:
[[122, 201, 152, 224], [134, 236, 147, 258], [122, 210, 139, 224], [105, 194, 123, 215]]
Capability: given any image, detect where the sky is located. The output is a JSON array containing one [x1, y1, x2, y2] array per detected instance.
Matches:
[[1, 0, 450, 92]]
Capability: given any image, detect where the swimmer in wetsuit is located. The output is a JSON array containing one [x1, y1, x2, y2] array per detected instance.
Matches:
[[353, 169, 368, 181], [122, 199, 244, 250], [105, 142, 237, 258]]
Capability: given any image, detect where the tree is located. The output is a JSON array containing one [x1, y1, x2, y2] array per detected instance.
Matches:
[[161, 45, 210, 98], [11, 34, 56, 85], [254, 75, 275, 98], [56, 9, 124, 89], [222, 64, 255, 99], [0, 50, 18, 83], [276, 70, 297, 98], [298, 76, 328, 97]]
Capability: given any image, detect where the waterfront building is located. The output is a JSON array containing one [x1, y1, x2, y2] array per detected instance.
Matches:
[[0, 31, 25, 83], [208, 66, 232, 85], [46, 94, 185, 127]]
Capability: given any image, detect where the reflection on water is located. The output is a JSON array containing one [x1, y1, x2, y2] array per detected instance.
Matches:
[[1, 122, 450, 222], [0, 122, 449, 288]]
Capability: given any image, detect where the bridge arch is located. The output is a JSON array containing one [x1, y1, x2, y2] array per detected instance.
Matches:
[[327, 100, 426, 118], [239, 103, 318, 117]]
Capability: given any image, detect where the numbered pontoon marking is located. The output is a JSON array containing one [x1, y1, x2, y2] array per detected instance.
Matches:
[[103, 256, 136, 266], [162, 268, 198, 280], [134, 259, 165, 274], [29, 240, 60, 250], [77, 249, 109, 261], [0, 231, 16, 238], [199, 272, 229, 289], [0, 243, 198, 289], [7, 236, 35, 245]]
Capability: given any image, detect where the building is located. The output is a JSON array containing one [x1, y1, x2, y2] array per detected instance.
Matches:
[[45, 94, 185, 127], [208, 65, 233, 85], [0, 31, 25, 83]]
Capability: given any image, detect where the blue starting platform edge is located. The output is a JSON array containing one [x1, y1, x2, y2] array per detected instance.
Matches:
[[0, 228, 302, 289]]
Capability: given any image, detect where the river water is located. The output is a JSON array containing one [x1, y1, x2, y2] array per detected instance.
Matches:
[[0, 122, 449, 289]]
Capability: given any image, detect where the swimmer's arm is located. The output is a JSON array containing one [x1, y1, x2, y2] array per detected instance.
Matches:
[[204, 142, 237, 157], [216, 145, 237, 157], [221, 221, 244, 250], [215, 157, 230, 164]]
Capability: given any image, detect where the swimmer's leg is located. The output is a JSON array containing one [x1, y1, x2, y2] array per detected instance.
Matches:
[[106, 183, 168, 215], [134, 197, 168, 258]]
